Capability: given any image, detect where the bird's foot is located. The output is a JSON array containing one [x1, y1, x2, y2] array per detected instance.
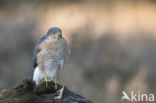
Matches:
[[42, 78, 51, 87], [54, 86, 64, 99], [50, 78, 58, 90]]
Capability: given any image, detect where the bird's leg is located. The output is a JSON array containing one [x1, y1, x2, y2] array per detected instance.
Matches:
[[54, 86, 64, 99], [54, 80, 58, 90], [54, 75, 58, 90], [43, 71, 51, 87], [50, 78, 58, 90]]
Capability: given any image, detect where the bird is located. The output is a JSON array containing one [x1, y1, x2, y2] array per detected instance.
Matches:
[[33, 27, 70, 98]]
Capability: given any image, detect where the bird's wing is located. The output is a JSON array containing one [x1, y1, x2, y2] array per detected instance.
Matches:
[[33, 35, 47, 68], [67, 42, 71, 56], [60, 38, 71, 69]]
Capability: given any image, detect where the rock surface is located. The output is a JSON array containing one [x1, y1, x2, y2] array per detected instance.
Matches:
[[0, 79, 92, 103]]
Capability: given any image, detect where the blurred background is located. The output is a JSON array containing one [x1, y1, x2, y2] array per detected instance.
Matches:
[[0, 0, 156, 103]]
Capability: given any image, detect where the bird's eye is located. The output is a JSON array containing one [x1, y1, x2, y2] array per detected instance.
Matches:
[[53, 30, 56, 34]]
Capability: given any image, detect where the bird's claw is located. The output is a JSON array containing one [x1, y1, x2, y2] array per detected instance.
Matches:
[[50, 78, 58, 90], [42, 77, 58, 90], [42, 78, 51, 87]]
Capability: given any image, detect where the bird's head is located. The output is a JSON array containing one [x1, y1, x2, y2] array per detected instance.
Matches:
[[47, 27, 62, 40]]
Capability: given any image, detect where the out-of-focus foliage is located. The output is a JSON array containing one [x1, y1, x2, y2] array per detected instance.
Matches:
[[0, 1, 156, 103]]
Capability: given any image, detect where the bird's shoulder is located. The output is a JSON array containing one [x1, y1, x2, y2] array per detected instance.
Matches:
[[37, 35, 48, 46], [33, 35, 47, 68], [60, 37, 71, 55]]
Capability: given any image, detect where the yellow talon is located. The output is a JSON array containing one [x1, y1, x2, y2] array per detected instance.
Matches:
[[43, 77, 51, 87], [43, 71, 58, 89], [55, 81, 58, 90], [43, 72, 51, 87], [50, 78, 58, 90]]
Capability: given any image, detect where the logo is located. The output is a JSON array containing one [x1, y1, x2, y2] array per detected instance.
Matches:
[[121, 91, 155, 102]]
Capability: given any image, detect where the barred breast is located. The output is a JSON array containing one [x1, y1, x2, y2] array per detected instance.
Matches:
[[37, 37, 67, 78]]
